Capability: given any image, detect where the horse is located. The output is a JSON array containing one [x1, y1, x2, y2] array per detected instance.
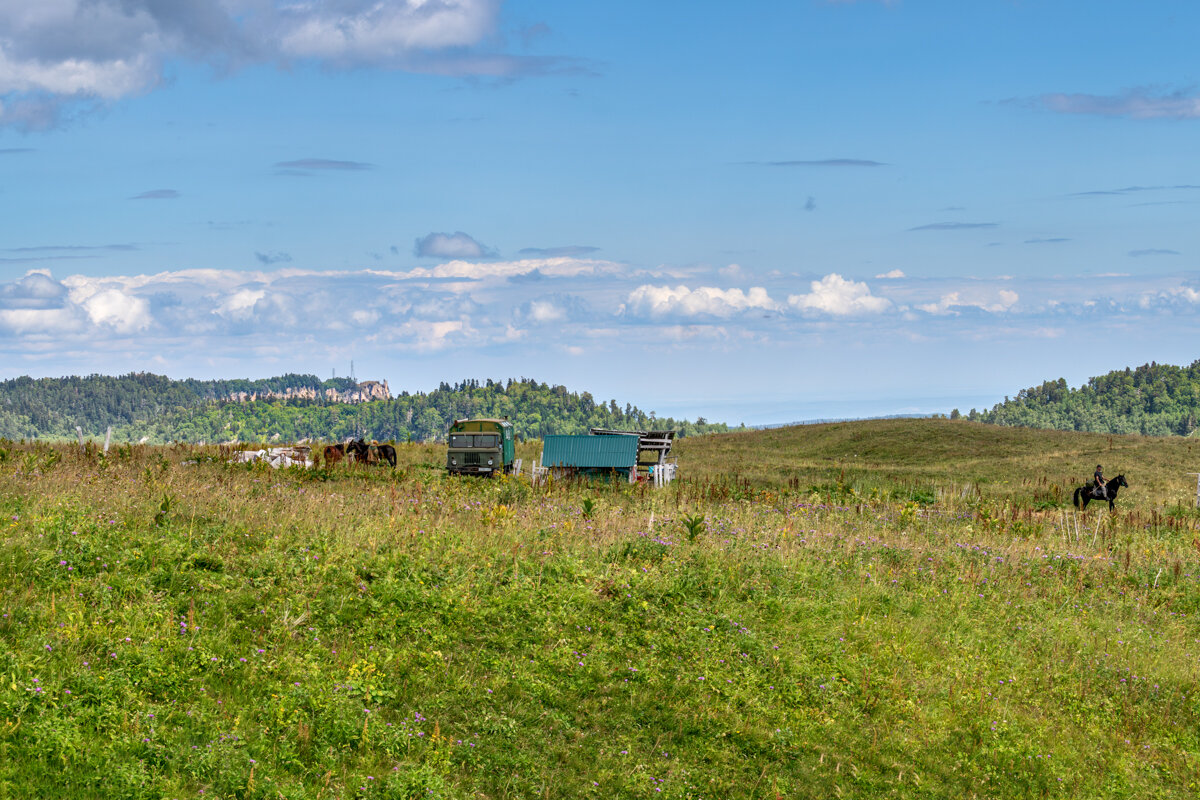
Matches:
[[1073, 474, 1128, 510], [375, 443, 397, 468], [323, 443, 345, 466], [346, 438, 372, 464], [334, 439, 395, 468]]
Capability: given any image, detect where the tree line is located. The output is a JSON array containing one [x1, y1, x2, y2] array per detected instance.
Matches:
[[954, 360, 1200, 437], [0, 373, 730, 443]]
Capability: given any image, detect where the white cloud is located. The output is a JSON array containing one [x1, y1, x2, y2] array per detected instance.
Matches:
[[917, 289, 1019, 315], [372, 319, 470, 352], [404, 256, 620, 282], [0, 271, 67, 309], [875, 269, 905, 279], [787, 274, 891, 316], [81, 288, 151, 333], [622, 285, 778, 318], [0, 306, 82, 335], [214, 287, 266, 320], [276, 0, 499, 62], [527, 300, 566, 323], [1136, 286, 1200, 309], [0, 0, 511, 128], [718, 263, 744, 279]]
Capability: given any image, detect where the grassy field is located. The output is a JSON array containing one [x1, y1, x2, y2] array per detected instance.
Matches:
[[2, 418, 1200, 798]]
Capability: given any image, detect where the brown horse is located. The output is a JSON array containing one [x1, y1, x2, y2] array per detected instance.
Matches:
[[323, 443, 345, 466]]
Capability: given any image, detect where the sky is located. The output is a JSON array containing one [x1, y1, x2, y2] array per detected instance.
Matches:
[[2, 0, 1199, 425]]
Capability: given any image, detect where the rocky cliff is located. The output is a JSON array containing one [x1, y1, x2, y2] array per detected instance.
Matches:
[[226, 380, 391, 404]]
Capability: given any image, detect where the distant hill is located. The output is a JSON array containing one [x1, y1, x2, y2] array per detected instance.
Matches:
[[961, 360, 1200, 436], [0, 373, 728, 444]]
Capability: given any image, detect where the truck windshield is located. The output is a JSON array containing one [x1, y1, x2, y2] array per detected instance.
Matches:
[[450, 434, 499, 448]]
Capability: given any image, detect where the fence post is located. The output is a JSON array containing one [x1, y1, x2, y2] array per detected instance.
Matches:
[[75, 426, 85, 451], [104, 426, 112, 454]]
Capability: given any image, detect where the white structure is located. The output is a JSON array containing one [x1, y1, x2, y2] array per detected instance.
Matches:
[[229, 446, 313, 468]]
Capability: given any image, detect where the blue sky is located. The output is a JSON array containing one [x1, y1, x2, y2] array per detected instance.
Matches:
[[2, 0, 1199, 425]]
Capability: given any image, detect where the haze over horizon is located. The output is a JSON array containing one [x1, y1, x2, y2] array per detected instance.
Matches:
[[2, 1, 1199, 426]]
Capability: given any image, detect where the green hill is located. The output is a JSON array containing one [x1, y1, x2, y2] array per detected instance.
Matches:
[[964, 360, 1200, 436]]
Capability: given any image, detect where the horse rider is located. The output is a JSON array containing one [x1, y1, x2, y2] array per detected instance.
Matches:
[[1094, 464, 1107, 499]]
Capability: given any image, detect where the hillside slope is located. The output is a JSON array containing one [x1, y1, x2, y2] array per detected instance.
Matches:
[[675, 417, 1200, 508]]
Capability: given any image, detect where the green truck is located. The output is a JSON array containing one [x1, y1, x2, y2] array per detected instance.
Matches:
[[446, 418, 516, 476]]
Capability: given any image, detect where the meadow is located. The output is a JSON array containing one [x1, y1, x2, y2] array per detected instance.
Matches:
[[2, 418, 1200, 799]]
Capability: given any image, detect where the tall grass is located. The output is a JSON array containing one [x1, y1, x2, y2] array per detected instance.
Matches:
[[1, 420, 1199, 798]]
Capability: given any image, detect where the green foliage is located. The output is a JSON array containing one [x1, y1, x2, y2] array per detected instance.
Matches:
[[680, 513, 706, 541], [152, 493, 173, 527], [580, 497, 597, 519], [970, 359, 1200, 436]]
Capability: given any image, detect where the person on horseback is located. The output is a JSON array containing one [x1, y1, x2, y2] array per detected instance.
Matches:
[[1093, 464, 1107, 499]]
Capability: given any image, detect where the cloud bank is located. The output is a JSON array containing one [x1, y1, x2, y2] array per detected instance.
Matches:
[[2, 263, 1197, 379], [0, 0, 556, 129]]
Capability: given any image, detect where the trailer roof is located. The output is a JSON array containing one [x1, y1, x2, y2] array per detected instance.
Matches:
[[541, 434, 639, 469]]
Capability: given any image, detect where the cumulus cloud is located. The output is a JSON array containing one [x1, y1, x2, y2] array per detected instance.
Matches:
[[1037, 87, 1200, 120], [0, 0, 566, 128], [79, 288, 152, 333], [875, 269, 905, 279], [622, 285, 778, 318], [0, 271, 68, 309], [917, 289, 1019, 315], [787, 274, 891, 316], [1135, 286, 1200, 308], [525, 299, 567, 323], [414, 231, 498, 259], [274, 0, 499, 62], [511, 294, 590, 326]]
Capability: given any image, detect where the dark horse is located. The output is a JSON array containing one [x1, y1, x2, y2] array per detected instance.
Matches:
[[346, 438, 397, 468], [1073, 474, 1128, 510]]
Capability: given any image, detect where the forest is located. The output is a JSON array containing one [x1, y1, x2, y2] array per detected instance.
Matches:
[[0, 373, 729, 443], [960, 360, 1200, 436]]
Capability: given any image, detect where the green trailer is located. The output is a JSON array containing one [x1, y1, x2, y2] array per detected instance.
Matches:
[[446, 418, 515, 476]]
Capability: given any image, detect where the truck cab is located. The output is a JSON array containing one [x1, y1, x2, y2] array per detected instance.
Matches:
[[446, 418, 515, 476]]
